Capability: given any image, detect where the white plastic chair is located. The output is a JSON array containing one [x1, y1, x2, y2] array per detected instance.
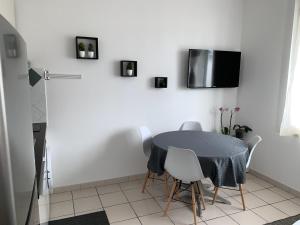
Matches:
[[164, 146, 205, 225], [139, 126, 169, 195], [179, 121, 202, 131], [139, 126, 153, 159], [245, 135, 262, 171], [212, 135, 262, 211]]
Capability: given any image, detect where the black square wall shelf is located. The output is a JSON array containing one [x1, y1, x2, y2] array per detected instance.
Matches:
[[76, 36, 99, 60], [120, 61, 137, 77], [155, 77, 168, 88]]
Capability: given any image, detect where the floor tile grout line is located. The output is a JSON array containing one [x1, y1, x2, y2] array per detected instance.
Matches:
[[70, 191, 76, 216], [119, 184, 144, 225], [239, 186, 296, 218], [249, 200, 290, 223], [250, 188, 289, 204], [290, 197, 300, 207], [187, 184, 291, 223], [223, 197, 277, 225], [271, 202, 296, 217], [120, 181, 177, 225], [49, 213, 75, 222], [154, 195, 189, 211], [100, 188, 160, 208], [52, 178, 162, 196], [51, 187, 145, 207], [72, 189, 103, 216], [266, 186, 296, 199], [270, 199, 300, 217], [49, 200, 75, 220], [49, 174, 299, 224], [50, 182, 293, 207], [52, 177, 144, 194], [95, 185, 105, 209], [230, 192, 270, 210], [228, 213, 248, 225], [213, 199, 246, 218], [103, 199, 295, 225], [151, 193, 177, 225], [49, 204, 75, 220], [249, 206, 276, 223], [202, 214, 231, 223], [207, 215, 239, 225], [73, 191, 100, 200]]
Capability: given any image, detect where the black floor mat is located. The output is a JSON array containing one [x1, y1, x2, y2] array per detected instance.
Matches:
[[264, 214, 300, 225], [48, 211, 109, 225]]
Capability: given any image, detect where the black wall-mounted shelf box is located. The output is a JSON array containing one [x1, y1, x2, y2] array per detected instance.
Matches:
[[76, 36, 99, 60], [120, 61, 137, 77], [155, 77, 168, 88]]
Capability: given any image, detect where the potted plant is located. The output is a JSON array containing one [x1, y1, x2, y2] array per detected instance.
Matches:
[[233, 125, 252, 139], [219, 106, 240, 135], [78, 42, 86, 58], [219, 107, 229, 135], [126, 62, 134, 76], [87, 43, 94, 58]]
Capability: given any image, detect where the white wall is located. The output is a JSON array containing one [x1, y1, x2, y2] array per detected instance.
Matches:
[[0, 0, 15, 26], [15, 0, 243, 187], [238, 0, 300, 191]]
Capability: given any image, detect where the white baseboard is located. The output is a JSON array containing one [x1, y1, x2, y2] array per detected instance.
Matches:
[[52, 173, 146, 194], [249, 169, 300, 198]]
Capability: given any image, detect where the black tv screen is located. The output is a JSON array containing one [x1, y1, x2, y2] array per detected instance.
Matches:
[[187, 49, 241, 88]]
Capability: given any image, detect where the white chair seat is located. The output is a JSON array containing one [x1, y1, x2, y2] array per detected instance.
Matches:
[[139, 126, 169, 197], [164, 146, 205, 225]]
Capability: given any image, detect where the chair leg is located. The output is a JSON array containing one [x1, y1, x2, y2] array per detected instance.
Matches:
[[141, 170, 150, 193], [212, 187, 219, 204], [191, 183, 197, 225], [175, 180, 181, 200], [164, 173, 169, 197], [196, 182, 206, 210], [164, 180, 177, 216], [151, 172, 155, 183], [239, 184, 246, 210]]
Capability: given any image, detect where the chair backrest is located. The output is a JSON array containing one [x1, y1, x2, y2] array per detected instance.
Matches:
[[164, 146, 204, 183], [139, 126, 153, 158], [179, 121, 202, 131], [245, 135, 262, 170]]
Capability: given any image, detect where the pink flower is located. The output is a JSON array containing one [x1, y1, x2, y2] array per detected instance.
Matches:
[[234, 107, 240, 112]]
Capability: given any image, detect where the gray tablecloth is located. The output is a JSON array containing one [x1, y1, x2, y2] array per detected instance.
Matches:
[[147, 131, 249, 187]]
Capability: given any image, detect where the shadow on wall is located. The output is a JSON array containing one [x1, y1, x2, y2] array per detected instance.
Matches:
[[112, 60, 120, 77], [177, 49, 189, 89], [149, 77, 155, 89], [77, 128, 147, 182], [64, 36, 76, 59]]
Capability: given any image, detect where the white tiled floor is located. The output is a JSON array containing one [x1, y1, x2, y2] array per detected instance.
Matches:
[[49, 173, 300, 224]]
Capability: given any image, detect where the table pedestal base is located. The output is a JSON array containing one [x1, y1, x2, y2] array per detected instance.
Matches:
[[173, 181, 231, 217]]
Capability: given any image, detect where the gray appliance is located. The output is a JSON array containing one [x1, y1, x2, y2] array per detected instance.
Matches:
[[0, 15, 39, 225]]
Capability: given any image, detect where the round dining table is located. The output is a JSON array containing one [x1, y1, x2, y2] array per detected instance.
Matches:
[[147, 130, 249, 188]]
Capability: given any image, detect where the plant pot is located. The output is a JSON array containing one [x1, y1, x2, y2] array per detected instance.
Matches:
[[79, 51, 86, 58], [235, 129, 244, 139], [88, 51, 94, 58], [222, 127, 229, 135], [127, 69, 133, 76]]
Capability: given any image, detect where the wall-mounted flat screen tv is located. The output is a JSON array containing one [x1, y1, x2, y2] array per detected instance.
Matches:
[[187, 49, 241, 88]]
